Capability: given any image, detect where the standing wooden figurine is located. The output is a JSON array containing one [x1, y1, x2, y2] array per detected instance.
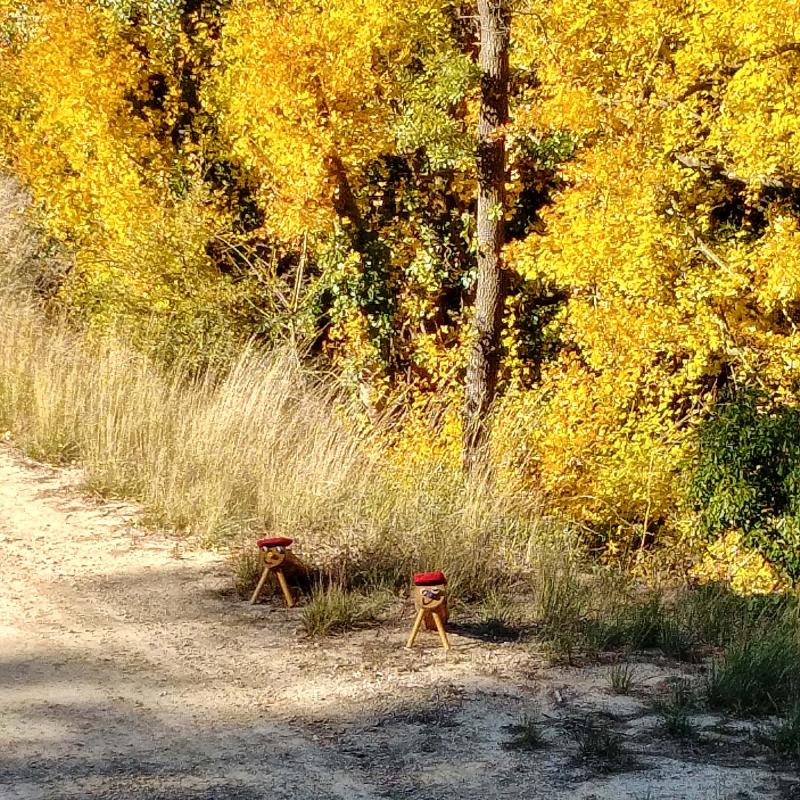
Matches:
[[250, 536, 296, 607], [406, 571, 450, 651]]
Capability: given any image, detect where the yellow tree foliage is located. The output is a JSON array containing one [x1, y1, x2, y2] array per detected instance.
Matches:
[[212, 0, 456, 238], [495, 0, 800, 542], [0, 1, 160, 244], [211, 0, 475, 392], [0, 0, 252, 362]]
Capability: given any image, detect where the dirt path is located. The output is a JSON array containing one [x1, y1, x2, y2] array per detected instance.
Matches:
[[0, 447, 797, 800]]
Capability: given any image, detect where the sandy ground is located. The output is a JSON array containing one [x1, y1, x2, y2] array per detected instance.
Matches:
[[1, 446, 798, 800]]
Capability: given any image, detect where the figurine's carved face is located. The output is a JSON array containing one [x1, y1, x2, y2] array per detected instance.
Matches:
[[263, 548, 286, 567], [418, 586, 445, 609]]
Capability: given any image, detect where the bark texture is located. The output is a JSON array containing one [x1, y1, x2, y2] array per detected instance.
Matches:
[[463, 0, 510, 473]]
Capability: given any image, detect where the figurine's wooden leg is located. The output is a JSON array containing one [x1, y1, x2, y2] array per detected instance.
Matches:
[[406, 608, 426, 648], [250, 562, 272, 604], [432, 611, 450, 651], [275, 568, 294, 608]]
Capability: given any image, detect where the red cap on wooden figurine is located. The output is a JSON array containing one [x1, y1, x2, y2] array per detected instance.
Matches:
[[257, 536, 293, 549], [413, 571, 447, 586]]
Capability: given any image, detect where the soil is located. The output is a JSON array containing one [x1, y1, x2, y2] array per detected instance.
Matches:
[[1, 446, 798, 800]]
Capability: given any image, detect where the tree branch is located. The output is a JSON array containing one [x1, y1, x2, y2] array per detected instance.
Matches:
[[672, 152, 791, 191]]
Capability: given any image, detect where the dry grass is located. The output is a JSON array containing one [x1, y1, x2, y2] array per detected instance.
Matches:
[[4, 174, 800, 693], [0, 176, 562, 596], [0, 309, 560, 593]]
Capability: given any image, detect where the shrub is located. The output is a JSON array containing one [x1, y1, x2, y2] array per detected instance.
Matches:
[[689, 390, 800, 581]]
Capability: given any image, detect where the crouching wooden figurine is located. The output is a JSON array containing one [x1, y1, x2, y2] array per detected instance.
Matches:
[[406, 571, 450, 651], [250, 536, 299, 607]]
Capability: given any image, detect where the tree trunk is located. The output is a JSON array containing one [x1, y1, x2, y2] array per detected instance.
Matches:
[[462, 0, 510, 473]]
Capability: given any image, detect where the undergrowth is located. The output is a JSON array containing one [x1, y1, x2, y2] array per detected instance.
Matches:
[[760, 706, 800, 764], [573, 719, 633, 773], [1, 226, 559, 600], [706, 610, 800, 714], [301, 584, 390, 636], [655, 679, 698, 740]]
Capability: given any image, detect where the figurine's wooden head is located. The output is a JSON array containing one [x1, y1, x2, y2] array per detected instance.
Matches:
[[411, 572, 449, 627], [407, 571, 451, 649]]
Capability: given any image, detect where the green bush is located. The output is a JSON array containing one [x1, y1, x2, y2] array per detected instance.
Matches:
[[689, 390, 800, 580]]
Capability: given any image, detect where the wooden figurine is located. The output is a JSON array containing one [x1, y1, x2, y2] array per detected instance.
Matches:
[[250, 536, 296, 607], [406, 571, 450, 651]]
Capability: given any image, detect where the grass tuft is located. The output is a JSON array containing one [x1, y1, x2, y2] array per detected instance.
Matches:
[[760, 706, 800, 765], [574, 719, 633, 773], [706, 623, 800, 714], [656, 679, 698, 740], [301, 584, 390, 637], [231, 546, 268, 600], [503, 712, 548, 751], [608, 662, 637, 695]]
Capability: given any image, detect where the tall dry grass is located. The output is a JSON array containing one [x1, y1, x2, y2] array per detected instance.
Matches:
[[0, 174, 562, 596], [0, 309, 560, 593]]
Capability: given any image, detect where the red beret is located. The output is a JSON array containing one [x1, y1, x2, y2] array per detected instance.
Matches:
[[413, 571, 447, 586], [257, 536, 293, 549]]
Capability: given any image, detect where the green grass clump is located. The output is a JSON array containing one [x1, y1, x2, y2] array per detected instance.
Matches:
[[657, 615, 698, 661], [608, 662, 637, 695], [539, 577, 705, 663], [677, 583, 751, 647], [301, 584, 390, 637], [760, 706, 800, 764], [528, 538, 593, 661], [706, 624, 800, 714], [503, 712, 547, 751], [611, 593, 664, 650], [574, 719, 633, 773], [656, 679, 698, 740]]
